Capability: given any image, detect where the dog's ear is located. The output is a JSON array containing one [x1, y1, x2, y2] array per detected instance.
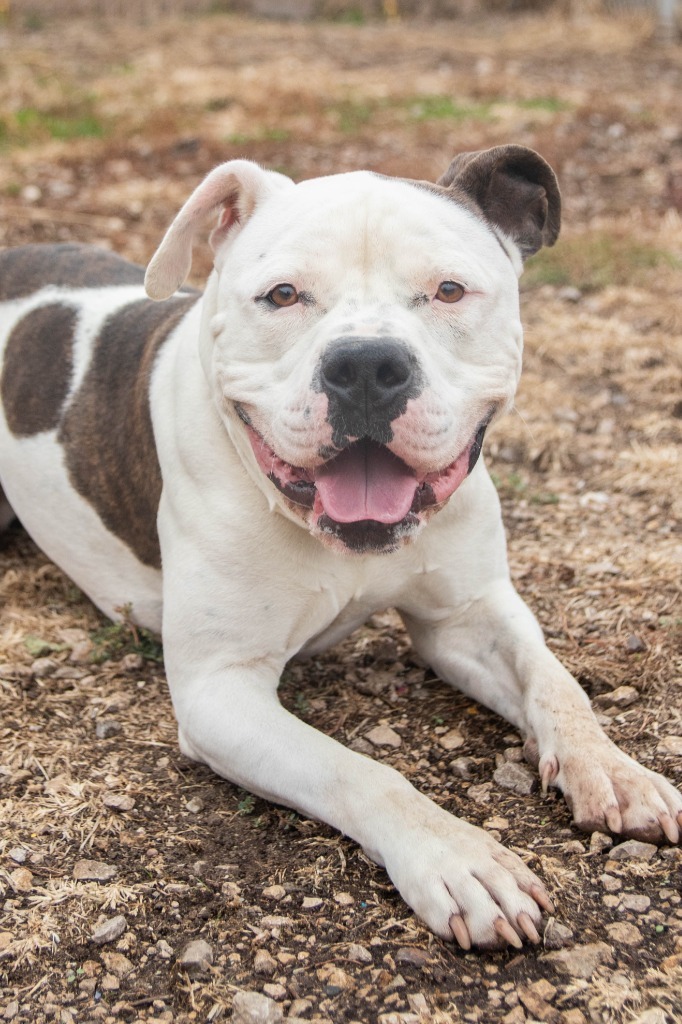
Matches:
[[437, 145, 560, 259], [145, 160, 292, 301]]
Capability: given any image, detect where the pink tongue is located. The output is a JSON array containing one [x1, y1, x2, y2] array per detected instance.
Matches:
[[314, 442, 418, 524]]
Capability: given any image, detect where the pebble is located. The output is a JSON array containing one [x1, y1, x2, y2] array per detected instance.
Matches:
[[600, 874, 622, 892], [595, 685, 638, 708], [484, 816, 509, 831], [450, 756, 475, 779], [606, 922, 642, 945], [95, 719, 122, 739], [0, 933, 13, 952], [9, 868, 33, 892], [176, 938, 213, 975], [630, 1011, 668, 1024], [467, 782, 492, 804], [263, 884, 286, 901], [333, 891, 354, 906], [543, 918, 574, 949], [102, 792, 136, 812], [658, 735, 682, 755], [254, 949, 277, 976], [558, 285, 582, 302], [395, 946, 431, 967], [91, 915, 127, 945], [8, 848, 27, 864], [73, 859, 117, 882], [590, 831, 613, 853], [185, 797, 204, 814], [493, 761, 537, 795], [438, 728, 464, 750], [289, 999, 313, 1017], [260, 915, 294, 930], [301, 896, 324, 910], [2, 1002, 18, 1021], [543, 941, 612, 977], [231, 990, 283, 1024], [262, 983, 287, 1001], [625, 634, 647, 653], [365, 724, 402, 748], [609, 839, 657, 862], [347, 943, 373, 963], [620, 893, 650, 912], [100, 951, 134, 977]]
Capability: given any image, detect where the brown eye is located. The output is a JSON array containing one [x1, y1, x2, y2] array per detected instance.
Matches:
[[435, 281, 465, 303], [267, 284, 299, 308]]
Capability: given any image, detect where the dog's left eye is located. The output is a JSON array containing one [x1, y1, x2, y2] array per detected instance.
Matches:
[[435, 281, 465, 303], [267, 284, 299, 308]]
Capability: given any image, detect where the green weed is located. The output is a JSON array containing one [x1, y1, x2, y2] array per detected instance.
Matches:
[[89, 606, 163, 665], [0, 102, 107, 149], [523, 232, 681, 291]]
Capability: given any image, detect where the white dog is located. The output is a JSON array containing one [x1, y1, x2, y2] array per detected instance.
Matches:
[[1, 146, 680, 950]]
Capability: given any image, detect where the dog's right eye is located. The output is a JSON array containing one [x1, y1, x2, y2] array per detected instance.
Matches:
[[266, 284, 299, 308]]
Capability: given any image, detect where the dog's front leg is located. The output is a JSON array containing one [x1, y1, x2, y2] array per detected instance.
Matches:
[[162, 601, 552, 949], [402, 579, 682, 844]]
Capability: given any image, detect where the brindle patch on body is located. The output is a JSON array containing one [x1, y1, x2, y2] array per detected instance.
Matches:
[[1, 303, 78, 436], [0, 243, 148, 300], [58, 295, 199, 569]]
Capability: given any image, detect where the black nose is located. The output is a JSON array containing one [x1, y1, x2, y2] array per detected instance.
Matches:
[[318, 337, 421, 446], [321, 338, 416, 408]]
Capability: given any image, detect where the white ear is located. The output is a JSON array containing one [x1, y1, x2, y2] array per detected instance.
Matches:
[[145, 160, 292, 301]]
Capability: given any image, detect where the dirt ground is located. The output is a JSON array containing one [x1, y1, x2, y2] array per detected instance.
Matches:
[[0, 7, 681, 1024]]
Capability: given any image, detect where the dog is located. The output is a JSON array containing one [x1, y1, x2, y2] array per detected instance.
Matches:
[[1, 146, 680, 951]]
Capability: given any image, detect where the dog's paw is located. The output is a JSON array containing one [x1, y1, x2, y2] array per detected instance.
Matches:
[[381, 805, 552, 949], [544, 743, 682, 844]]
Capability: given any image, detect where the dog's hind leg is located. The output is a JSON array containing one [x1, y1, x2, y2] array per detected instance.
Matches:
[[0, 483, 15, 532]]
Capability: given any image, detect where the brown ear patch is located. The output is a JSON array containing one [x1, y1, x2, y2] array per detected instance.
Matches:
[[0, 243, 147, 299], [1, 303, 77, 436], [58, 294, 199, 569]]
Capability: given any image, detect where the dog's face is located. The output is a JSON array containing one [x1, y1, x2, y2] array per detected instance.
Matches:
[[146, 149, 560, 554]]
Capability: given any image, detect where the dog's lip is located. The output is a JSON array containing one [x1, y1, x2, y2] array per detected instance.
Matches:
[[239, 409, 493, 521]]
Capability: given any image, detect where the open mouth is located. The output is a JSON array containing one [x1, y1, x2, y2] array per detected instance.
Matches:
[[243, 414, 491, 551]]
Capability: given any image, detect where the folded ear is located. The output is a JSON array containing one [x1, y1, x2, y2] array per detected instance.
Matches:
[[437, 145, 561, 259], [145, 160, 293, 301]]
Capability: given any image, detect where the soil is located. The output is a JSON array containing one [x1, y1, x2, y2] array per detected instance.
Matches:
[[0, 8, 681, 1024]]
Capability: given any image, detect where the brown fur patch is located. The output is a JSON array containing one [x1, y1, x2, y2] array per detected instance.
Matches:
[[0, 243, 147, 299], [58, 295, 199, 569], [1, 303, 77, 436]]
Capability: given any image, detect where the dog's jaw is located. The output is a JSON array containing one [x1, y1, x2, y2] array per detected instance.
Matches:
[[239, 409, 493, 554]]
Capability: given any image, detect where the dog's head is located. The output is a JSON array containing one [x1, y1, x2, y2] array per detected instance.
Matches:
[[146, 147, 560, 554]]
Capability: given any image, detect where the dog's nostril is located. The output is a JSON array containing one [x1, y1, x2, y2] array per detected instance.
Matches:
[[376, 359, 409, 389], [326, 357, 357, 389]]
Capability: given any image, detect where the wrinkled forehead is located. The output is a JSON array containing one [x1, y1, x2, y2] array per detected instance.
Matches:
[[230, 171, 512, 283]]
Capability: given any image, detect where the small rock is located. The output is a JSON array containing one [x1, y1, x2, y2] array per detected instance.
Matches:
[[100, 951, 134, 977], [288, 999, 313, 1017], [562, 840, 585, 855], [176, 938, 213, 975], [620, 893, 650, 912], [590, 831, 613, 853], [347, 942, 373, 963], [231, 990, 283, 1024], [438, 728, 464, 751], [658, 735, 682, 756], [365, 725, 402, 748], [517, 984, 554, 1021], [91, 915, 127, 945], [395, 946, 431, 967], [595, 685, 638, 708], [102, 792, 136, 812], [2, 1002, 18, 1021], [543, 941, 612, 977], [450, 756, 475, 779], [156, 939, 174, 958], [600, 874, 622, 893], [100, 972, 120, 991], [263, 884, 286, 901], [31, 656, 59, 676], [484, 816, 509, 831], [95, 719, 122, 740], [0, 933, 13, 952], [603, 894, 620, 908], [262, 983, 287, 1001], [9, 867, 33, 892], [254, 949, 277, 976], [185, 797, 204, 814], [467, 782, 492, 803], [609, 839, 657, 862], [333, 891, 354, 906], [606, 922, 642, 945], [561, 1011, 587, 1024], [543, 918, 574, 949], [73, 859, 117, 883], [349, 737, 374, 755], [8, 848, 27, 864], [120, 652, 144, 671], [558, 286, 582, 303], [301, 896, 324, 910], [493, 761, 537, 795], [625, 634, 646, 653], [385, 973, 406, 992], [260, 915, 294, 930]]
